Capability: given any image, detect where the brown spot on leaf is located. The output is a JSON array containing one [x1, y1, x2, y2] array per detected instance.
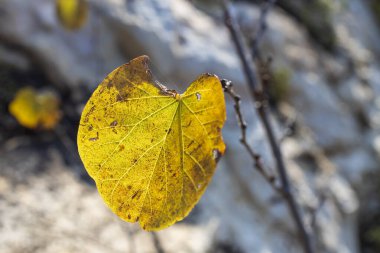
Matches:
[[184, 120, 192, 127], [132, 190, 141, 200], [106, 76, 114, 88], [89, 132, 99, 141], [110, 120, 118, 127], [84, 106, 96, 123], [116, 94, 123, 101], [187, 140, 194, 148], [190, 143, 201, 155], [131, 191, 138, 199]]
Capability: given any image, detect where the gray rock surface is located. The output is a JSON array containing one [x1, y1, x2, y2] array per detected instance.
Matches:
[[1, 0, 379, 252]]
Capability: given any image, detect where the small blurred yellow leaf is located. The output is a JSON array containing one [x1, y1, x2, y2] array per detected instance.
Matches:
[[9, 87, 61, 130], [77, 56, 226, 231], [56, 0, 88, 31]]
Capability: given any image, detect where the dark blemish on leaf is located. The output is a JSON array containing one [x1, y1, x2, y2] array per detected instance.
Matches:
[[106, 76, 113, 88], [131, 191, 139, 199], [184, 120, 192, 127], [110, 120, 118, 127], [196, 92, 201, 101], [172, 173, 177, 177], [89, 132, 99, 141], [128, 214, 131, 219], [200, 157, 211, 171], [133, 159, 137, 163], [84, 106, 96, 123], [213, 149, 222, 162], [88, 125, 93, 131], [136, 217, 139, 222], [190, 143, 201, 155], [127, 185, 132, 190], [119, 145, 125, 151], [187, 140, 194, 148], [168, 128, 172, 134], [151, 139, 154, 143], [116, 94, 123, 101]]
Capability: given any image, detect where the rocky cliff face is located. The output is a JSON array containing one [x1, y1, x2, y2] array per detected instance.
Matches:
[[0, 0, 379, 252]]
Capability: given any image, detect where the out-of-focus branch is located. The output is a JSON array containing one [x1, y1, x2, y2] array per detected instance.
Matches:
[[250, 0, 276, 59], [222, 1, 315, 253], [151, 232, 165, 253], [221, 79, 280, 193]]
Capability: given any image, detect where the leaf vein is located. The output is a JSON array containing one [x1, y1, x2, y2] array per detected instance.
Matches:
[[96, 100, 176, 174]]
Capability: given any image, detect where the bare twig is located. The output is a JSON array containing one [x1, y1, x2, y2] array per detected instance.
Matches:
[[222, 1, 315, 253], [250, 0, 277, 59], [151, 232, 165, 253], [256, 56, 272, 96], [221, 79, 280, 193]]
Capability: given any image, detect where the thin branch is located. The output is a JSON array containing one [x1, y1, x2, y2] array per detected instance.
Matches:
[[222, 1, 315, 253], [221, 79, 280, 193], [151, 232, 165, 253], [256, 56, 272, 98], [250, 0, 277, 59]]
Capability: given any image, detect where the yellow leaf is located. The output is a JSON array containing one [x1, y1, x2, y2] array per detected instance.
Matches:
[[77, 56, 226, 230], [9, 87, 61, 130], [56, 0, 88, 31]]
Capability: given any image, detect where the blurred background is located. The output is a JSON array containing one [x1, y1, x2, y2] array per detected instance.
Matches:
[[1, 0, 380, 252]]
